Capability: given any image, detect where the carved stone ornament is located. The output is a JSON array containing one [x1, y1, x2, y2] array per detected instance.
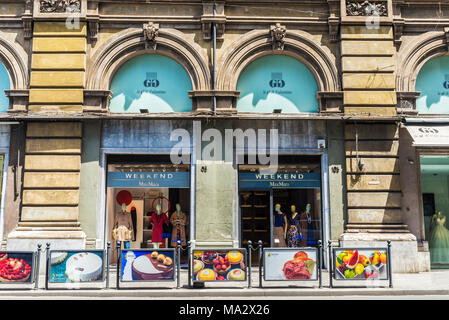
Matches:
[[270, 23, 286, 51], [143, 22, 159, 50], [346, 1, 388, 17], [40, 0, 81, 13]]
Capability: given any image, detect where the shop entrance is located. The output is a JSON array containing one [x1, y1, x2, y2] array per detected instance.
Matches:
[[420, 155, 449, 269], [238, 155, 322, 266], [106, 155, 191, 265]]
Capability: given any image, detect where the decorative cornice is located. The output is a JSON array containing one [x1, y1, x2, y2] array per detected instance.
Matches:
[[39, 0, 81, 13]]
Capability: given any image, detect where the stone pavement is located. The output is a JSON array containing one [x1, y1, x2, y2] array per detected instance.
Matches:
[[0, 269, 448, 299]]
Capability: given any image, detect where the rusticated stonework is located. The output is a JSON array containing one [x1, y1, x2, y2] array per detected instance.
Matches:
[[346, 1, 388, 16], [40, 0, 81, 13]]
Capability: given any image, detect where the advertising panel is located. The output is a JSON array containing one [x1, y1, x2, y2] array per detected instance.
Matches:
[[0, 252, 34, 284], [120, 249, 175, 282], [263, 248, 318, 281], [192, 249, 247, 282], [49, 251, 105, 283], [333, 248, 389, 280]]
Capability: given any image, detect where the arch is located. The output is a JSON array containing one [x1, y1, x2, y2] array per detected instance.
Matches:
[[216, 29, 340, 93], [396, 31, 448, 92], [87, 27, 210, 92], [0, 34, 28, 90], [236, 54, 319, 113], [109, 54, 193, 113]]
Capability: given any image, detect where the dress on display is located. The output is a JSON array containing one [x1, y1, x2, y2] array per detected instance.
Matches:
[[287, 213, 303, 248], [429, 213, 449, 264], [273, 212, 286, 247], [150, 212, 169, 243], [170, 211, 188, 246]]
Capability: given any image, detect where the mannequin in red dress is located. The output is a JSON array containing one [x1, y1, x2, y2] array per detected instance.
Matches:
[[149, 203, 169, 249]]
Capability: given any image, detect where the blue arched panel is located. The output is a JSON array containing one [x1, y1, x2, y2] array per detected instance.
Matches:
[[416, 56, 449, 114], [0, 62, 10, 113], [236, 55, 319, 113], [109, 54, 193, 113]]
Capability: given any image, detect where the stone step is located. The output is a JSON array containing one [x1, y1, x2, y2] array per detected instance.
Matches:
[[18, 221, 80, 227], [15, 227, 83, 231]]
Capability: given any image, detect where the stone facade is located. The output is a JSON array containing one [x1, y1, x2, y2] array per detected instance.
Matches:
[[0, 0, 446, 272]]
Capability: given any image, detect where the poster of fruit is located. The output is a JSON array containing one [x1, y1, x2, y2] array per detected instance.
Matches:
[[120, 249, 175, 282], [263, 249, 318, 281], [192, 249, 247, 281], [49, 251, 105, 283], [0, 252, 34, 284], [334, 248, 389, 280]]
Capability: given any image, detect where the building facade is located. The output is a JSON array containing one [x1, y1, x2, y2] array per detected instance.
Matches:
[[0, 0, 448, 273]]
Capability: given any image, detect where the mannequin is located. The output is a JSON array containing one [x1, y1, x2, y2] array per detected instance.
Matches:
[[429, 211, 449, 264], [149, 203, 169, 249], [303, 203, 314, 246], [170, 203, 188, 247], [130, 206, 137, 241], [113, 203, 133, 249], [287, 204, 303, 248], [273, 204, 287, 247]]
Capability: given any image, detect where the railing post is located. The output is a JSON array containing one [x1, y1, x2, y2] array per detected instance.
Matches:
[[177, 241, 181, 289], [387, 240, 393, 288], [116, 241, 121, 290], [187, 241, 192, 288], [318, 240, 322, 289], [34, 243, 42, 290], [106, 241, 111, 289], [247, 240, 252, 289], [258, 240, 263, 288], [328, 240, 333, 288], [45, 243, 50, 291]]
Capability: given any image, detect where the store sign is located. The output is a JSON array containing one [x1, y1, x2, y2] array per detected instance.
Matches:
[[49, 251, 105, 283], [405, 125, 449, 147], [333, 248, 389, 281], [107, 172, 190, 188], [236, 55, 319, 113], [120, 249, 175, 282], [238, 172, 320, 189], [192, 249, 247, 282], [0, 252, 35, 284], [263, 248, 318, 281]]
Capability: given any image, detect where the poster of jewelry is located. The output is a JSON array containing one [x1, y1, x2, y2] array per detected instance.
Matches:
[[192, 249, 246, 281], [334, 249, 389, 280], [49, 251, 105, 283], [0, 252, 34, 283], [263, 249, 318, 281], [120, 249, 175, 281]]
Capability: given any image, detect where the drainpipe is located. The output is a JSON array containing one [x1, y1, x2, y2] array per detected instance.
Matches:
[[212, 2, 217, 116]]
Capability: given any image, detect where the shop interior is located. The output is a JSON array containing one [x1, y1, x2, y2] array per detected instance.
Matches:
[[420, 155, 449, 268], [107, 155, 190, 265], [239, 155, 322, 265]]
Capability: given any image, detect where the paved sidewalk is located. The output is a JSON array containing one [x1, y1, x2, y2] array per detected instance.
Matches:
[[0, 269, 448, 299]]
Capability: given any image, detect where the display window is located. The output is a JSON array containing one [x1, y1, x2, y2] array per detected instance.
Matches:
[[106, 155, 191, 264], [420, 155, 449, 268], [238, 155, 322, 265]]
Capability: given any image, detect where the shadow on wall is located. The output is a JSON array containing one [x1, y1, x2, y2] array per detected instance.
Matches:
[[109, 54, 193, 113]]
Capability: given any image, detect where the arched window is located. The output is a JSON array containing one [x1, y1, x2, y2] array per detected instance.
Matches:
[[236, 55, 319, 113], [109, 54, 193, 113], [0, 62, 10, 112], [416, 56, 449, 114]]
